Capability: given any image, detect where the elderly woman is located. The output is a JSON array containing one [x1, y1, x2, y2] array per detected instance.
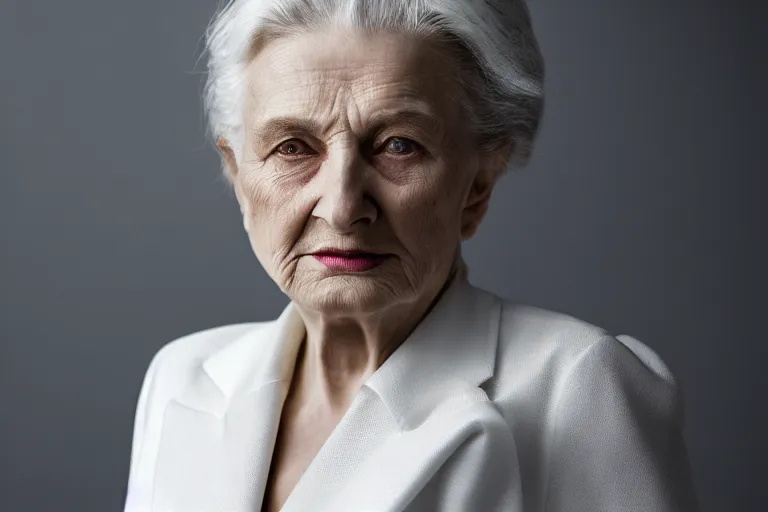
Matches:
[[124, 1, 698, 511]]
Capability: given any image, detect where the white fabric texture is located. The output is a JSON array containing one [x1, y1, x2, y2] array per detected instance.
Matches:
[[124, 261, 698, 512]]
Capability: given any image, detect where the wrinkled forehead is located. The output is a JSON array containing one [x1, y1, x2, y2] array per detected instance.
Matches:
[[242, 29, 465, 131]]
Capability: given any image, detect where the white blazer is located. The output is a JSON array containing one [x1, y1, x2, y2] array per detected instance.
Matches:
[[124, 263, 698, 512]]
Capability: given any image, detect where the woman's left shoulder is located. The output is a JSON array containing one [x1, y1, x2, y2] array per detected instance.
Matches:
[[487, 295, 680, 406], [480, 298, 697, 511]]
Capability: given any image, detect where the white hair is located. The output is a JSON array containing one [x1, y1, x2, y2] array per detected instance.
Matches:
[[203, 0, 545, 173]]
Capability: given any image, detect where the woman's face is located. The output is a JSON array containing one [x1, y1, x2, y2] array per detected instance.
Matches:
[[225, 28, 500, 314]]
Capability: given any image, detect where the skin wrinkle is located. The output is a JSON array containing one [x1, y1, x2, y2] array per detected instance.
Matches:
[[217, 27, 510, 416]]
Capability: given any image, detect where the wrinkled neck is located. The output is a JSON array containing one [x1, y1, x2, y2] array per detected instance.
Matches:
[[291, 247, 467, 412]]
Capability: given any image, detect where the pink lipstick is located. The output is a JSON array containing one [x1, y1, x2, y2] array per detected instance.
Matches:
[[311, 250, 389, 272]]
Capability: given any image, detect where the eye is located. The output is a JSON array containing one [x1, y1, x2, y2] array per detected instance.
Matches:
[[274, 139, 314, 157], [382, 137, 422, 156]]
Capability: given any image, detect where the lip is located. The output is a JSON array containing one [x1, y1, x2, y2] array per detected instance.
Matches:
[[310, 249, 390, 272], [312, 248, 384, 257]]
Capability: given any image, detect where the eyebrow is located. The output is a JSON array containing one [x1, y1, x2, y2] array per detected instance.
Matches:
[[250, 108, 445, 149]]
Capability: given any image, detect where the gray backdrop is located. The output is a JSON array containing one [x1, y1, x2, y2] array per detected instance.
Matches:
[[1, 1, 765, 511]]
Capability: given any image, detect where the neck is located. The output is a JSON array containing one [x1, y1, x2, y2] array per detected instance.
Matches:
[[292, 256, 463, 413]]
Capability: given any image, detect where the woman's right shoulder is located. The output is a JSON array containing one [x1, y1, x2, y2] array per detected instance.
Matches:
[[141, 321, 271, 382]]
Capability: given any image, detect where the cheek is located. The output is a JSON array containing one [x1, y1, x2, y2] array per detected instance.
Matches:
[[239, 175, 273, 230], [239, 173, 304, 257], [386, 176, 464, 249]]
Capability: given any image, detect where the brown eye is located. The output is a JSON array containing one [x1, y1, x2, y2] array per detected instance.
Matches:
[[275, 139, 313, 157], [384, 137, 421, 156]]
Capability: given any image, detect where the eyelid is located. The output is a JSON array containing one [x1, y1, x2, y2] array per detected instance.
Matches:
[[273, 137, 315, 157], [270, 135, 427, 160], [378, 136, 425, 156]]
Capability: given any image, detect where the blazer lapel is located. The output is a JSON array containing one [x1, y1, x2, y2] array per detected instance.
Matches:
[[151, 304, 307, 512], [281, 259, 519, 511], [152, 255, 518, 512]]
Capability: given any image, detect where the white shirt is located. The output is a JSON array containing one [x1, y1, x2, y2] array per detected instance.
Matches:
[[124, 262, 698, 511]]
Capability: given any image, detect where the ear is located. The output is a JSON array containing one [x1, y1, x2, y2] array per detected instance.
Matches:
[[216, 137, 239, 183], [460, 142, 514, 240], [216, 137, 246, 215], [460, 167, 495, 240]]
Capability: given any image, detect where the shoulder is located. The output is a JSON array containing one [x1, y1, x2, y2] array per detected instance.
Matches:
[[486, 293, 679, 416], [152, 322, 263, 362], [140, 322, 269, 389], [501, 298, 673, 377], [475, 290, 696, 510]]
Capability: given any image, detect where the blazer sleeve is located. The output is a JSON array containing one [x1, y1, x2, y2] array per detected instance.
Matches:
[[124, 346, 167, 512], [542, 334, 699, 512]]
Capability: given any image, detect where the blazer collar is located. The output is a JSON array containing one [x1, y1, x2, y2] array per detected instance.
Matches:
[[365, 259, 501, 429], [151, 255, 512, 512], [197, 254, 501, 427]]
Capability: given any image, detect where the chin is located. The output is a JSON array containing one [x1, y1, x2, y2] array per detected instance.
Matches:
[[291, 272, 411, 315]]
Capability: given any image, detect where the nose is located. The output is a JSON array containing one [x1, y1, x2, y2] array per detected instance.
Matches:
[[311, 147, 377, 233]]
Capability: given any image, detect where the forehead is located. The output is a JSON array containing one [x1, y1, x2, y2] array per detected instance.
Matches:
[[243, 28, 464, 128]]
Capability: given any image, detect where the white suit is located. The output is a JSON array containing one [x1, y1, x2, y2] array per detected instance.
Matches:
[[124, 262, 698, 511]]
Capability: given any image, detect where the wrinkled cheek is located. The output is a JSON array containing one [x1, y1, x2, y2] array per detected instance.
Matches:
[[243, 196, 303, 285], [242, 214, 270, 266], [239, 192, 277, 265], [401, 195, 459, 244], [401, 199, 463, 279], [394, 216, 444, 275]]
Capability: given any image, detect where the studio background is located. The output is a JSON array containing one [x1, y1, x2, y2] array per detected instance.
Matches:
[[1, 1, 765, 511]]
